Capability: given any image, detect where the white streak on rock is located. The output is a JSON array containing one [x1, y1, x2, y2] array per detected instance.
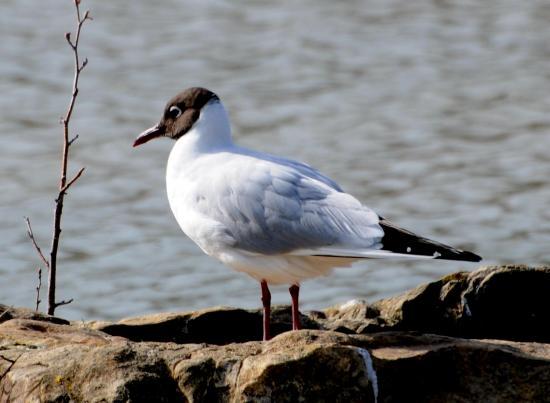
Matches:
[[462, 295, 472, 317], [356, 347, 379, 403]]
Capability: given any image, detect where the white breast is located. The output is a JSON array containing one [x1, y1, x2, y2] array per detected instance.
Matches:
[[165, 100, 236, 256]]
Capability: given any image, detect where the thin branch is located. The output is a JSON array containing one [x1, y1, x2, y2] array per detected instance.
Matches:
[[65, 32, 74, 49], [54, 299, 73, 309], [78, 58, 88, 73], [60, 167, 85, 193], [24, 217, 50, 269], [45, 0, 91, 316], [59, 5, 90, 188], [68, 134, 79, 146], [35, 267, 42, 312]]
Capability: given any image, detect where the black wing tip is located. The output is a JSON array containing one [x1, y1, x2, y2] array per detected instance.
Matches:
[[378, 218, 482, 263], [438, 250, 482, 262]]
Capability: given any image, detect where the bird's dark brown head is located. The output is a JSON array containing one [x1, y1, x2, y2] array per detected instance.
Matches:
[[133, 87, 219, 147]]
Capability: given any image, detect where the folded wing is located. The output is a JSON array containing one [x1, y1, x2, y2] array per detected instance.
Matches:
[[206, 153, 481, 262]]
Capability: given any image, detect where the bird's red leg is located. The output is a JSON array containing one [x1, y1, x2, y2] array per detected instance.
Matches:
[[289, 284, 301, 330], [260, 280, 271, 341]]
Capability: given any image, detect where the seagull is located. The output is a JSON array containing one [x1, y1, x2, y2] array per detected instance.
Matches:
[[133, 87, 481, 341]]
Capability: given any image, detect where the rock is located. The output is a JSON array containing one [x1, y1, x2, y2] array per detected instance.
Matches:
[[324, 265, 550, 342], [0, 319, 185, 402], [368, 332, 550, 403], [1, 320, 549, 402], [0, 304, 69, 326], [89, 305, 319, 345], [235, 331, 377, 402], [1, 265, 549, 401]]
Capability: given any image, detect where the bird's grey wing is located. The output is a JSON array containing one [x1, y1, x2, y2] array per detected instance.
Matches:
[[249, 150, 344, 192], [199, 156, 481, 262], [208, 159, 383, 255]]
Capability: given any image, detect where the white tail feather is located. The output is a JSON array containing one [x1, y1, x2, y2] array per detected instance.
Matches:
[[290, 247, 437, 260]]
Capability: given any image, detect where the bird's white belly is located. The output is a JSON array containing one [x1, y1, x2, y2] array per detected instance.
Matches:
[[217, 249, 357, 285]]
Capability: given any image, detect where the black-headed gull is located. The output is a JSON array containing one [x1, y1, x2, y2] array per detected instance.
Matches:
[[134, 87, 481, 341]]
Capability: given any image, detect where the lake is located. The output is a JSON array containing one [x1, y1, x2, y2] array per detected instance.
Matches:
[[1, 0, 549, 320]]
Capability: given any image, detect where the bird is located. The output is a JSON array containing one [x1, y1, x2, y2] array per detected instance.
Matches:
[[133, 87, 481, 341]]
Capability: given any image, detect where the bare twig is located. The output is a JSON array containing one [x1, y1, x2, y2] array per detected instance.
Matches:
[[79, 58, 88, 73], [21, 2, 92, 317], [68, 134, 79, 146], [60, 167, 85, 193], [44, 0, 91, 316], [59, 3, 90, 189], [35, 267, 42, 312], [24, 217, 50, 270], [24, 0, 91, 316], [54, 299, 74, 309]]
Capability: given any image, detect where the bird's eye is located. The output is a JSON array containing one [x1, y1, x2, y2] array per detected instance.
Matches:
[[169, 105, 182, 119]]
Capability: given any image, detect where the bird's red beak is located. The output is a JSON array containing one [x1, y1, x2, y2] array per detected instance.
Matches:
[[133, 124, 165, 147]]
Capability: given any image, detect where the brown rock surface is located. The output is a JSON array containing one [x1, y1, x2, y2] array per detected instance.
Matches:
[[324, 265, 550, 342], [1, 265, 549, 402], [90, 305, 318, 345], [0, 305, 69, 326]]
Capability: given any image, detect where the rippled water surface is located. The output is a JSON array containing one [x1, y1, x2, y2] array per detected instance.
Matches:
[[1, 0, 549, 320]]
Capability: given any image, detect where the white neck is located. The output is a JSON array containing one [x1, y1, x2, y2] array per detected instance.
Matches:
[[166, 99, 233, 216], [172, 100, 233, 159]]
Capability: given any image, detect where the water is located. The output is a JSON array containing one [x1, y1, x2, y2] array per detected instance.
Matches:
[[1, 0, 549, 321]]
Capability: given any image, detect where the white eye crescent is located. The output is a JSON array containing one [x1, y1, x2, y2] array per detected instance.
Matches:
[[169, 105, 182, 118]]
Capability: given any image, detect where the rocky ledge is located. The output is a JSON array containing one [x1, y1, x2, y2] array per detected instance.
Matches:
[[1, 265, 549, 402]]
